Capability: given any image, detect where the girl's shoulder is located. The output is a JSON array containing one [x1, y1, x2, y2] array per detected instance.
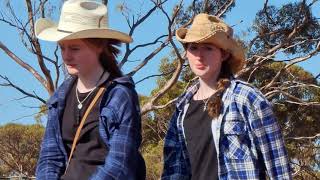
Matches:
[[107, 76, 137, 97], [101, 76, 139, 109], [228, 79, 269, 105]]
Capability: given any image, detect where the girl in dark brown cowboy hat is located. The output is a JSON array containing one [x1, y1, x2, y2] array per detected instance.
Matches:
[[35, 1, 145, 179], [162, 13, 292, 180]]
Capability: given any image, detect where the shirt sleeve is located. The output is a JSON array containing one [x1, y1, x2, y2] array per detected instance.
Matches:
[[161, 109, 190, 180], [249, 98, 292, 179], [36, 110, 65, 180], [90, 86, 144, 180]]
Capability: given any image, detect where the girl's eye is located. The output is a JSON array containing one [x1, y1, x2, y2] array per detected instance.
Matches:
[[70, 47, 80, 51], [189, 45, 198, 51], [205, 46, 213, 51]]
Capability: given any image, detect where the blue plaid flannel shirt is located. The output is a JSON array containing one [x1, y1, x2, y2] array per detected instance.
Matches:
[[36, 76, 145, 180], [162, 79, 292, 180]]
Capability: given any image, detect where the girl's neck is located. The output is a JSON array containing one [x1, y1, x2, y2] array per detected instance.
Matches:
[[194, 78, 218, 100], [77, 67, 106, 93]]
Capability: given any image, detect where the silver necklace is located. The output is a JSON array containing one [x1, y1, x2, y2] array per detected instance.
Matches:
[[75, 87, 97, 109], [196, 90, 214, 112], [75, 71, 105, 110], [202, 98, 210, 111]]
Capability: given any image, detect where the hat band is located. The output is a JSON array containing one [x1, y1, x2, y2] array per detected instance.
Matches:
[[57, 12, 106, 32], [56, 16, 104, 34], [58, 29, 73, 34]]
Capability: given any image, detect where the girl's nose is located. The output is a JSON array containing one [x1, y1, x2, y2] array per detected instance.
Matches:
[[62, 49, 71, 60], [196, 49, 204, 60]]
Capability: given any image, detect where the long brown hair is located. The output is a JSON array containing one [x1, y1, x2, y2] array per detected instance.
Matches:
[[83, 38, 123, 79], [206, 51, 233, 118]]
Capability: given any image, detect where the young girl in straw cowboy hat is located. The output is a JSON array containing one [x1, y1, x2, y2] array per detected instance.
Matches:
[[35, 0, 145, 179], [162, 13, 292, 180]]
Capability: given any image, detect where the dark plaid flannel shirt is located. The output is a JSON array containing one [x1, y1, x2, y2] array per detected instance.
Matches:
[[162, 79, 292, 180], [36, 76, 145, 180]]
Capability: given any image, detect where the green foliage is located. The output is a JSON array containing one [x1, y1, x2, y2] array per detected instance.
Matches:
[[142, 141, 164, 180], [0, 123, 44, 177], [175, 0, 235, 27], [152, 56, 189, 135], [240, 61, 320, 175], [251, 1, 320, 55], [34, 104, 48, 124], [141, 51, 194, 179]]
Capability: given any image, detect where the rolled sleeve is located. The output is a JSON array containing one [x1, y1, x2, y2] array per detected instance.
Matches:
[[250, 99, 292, 179]]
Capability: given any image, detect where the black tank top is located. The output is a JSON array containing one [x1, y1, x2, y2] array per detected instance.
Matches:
[[184, 98, 218, 180], [60, 80, 108, 180]]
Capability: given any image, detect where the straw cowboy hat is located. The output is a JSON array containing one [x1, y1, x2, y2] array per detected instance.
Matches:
[[176, 13, 245, 74], [35, 0, 132, 43]]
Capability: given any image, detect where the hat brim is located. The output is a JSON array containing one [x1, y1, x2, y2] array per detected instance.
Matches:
[[35, 18, 132, 43]]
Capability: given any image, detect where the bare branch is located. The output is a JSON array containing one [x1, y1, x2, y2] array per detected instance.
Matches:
[[216, 0, 235, 17], [202, 0, 209, 12], [152, 97, 178, 109], [132, 35, 168, 52], [261, 41, 320, 91], [286, 133, 320, 140], [119, 0, 169, 68], [0, 75, 46, 104], [285, 100, 320, 106], [127, 39, 170, 77], [262, 0, 276, 25], [53, 45, 60, 88], [136, 69, 176, 85], [25, 0, 55, 95], [10, 108, 47, 122], [281, 81, 320, 90], [140, 0, 186, 115], [264, 89, 320, 106], [0, 41, 48, 90], [143, 121, 163, 140], [307, 0, 320, 7], [121, 34, 169, 68], [141, 39, 185, 115]]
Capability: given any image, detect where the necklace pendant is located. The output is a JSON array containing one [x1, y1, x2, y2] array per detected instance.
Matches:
[[77, 103, 83, 110], [203, 105, 207, 111]]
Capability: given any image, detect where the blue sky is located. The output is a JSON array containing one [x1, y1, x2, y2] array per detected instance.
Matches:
[[0, 0, 319, 125]]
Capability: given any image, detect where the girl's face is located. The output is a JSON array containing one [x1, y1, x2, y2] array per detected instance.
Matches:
[[186, 43, 227, 81], [59, 39, 102, 76]]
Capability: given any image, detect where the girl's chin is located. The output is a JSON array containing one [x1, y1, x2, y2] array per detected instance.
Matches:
[[66, 69, 79, 76], [194, 72, 213, 80], [193, 70, 207, 77]]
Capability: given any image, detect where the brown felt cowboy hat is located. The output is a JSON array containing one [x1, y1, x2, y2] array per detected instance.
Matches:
[[35, 0, 132, 43], [176, 13, 245, 74]]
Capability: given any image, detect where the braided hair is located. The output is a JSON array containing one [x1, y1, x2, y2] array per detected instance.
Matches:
[[206, 51, 233, 118]]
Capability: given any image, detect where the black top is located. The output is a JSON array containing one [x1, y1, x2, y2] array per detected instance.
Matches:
[[60, 80, 108, 180], [184, 98, 218, 180]]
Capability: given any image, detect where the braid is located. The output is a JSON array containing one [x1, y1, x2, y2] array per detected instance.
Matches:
[[206, 78, 231, 118], [206, 51, 233, 118]]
